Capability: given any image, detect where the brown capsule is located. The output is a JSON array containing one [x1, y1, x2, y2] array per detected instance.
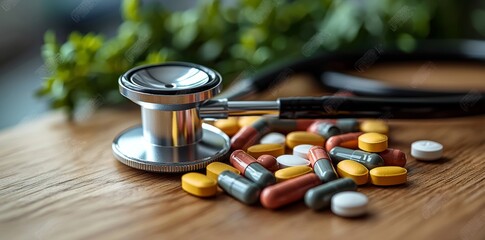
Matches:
[[307, 146, 338, 183], [260, 173, 321, 209], [378, 148, 407, 167], [230, 150, 276, 188], [307, 146, 330, 167], [325, 132, 364, 152], [231, 127, 260, 151], [231, 119, 270, 151], [230, 150, 254, 174], [257, 155, 279, 172], [307, 121, 341, 139]]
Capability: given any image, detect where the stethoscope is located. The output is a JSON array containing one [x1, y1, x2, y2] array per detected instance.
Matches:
[[112, 40, 485, 173]]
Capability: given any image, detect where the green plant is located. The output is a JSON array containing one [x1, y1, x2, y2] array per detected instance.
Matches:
[[38, 0, 466, 117]]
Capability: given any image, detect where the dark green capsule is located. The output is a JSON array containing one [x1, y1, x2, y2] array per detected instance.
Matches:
[[304, 178, 357, 210], [329, 146, 384, 169], [336, 119, 359, 133], [313, 122, 341, 139], [313, 160, 338, 183], [244, 163, 276, 188], [218, 171, 261, 205]]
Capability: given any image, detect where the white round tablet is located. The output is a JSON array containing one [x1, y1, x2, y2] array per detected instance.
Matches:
[[331, 191, 368, 217], [293, 144, 313, 159], [411, 140, 443, 161], [260, 132, 286, 146], [276, 155, 311, 168]]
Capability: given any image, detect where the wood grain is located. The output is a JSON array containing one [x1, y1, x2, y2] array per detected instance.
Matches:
[[1, 63, 485, 240]]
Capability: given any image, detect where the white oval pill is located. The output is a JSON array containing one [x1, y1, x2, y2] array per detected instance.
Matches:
[[411, 140, 443, 161], [293, 144, 313, 159], [331, 191, 368, 217], [276, 155, 311, 168], [260, 132, 286, 146]]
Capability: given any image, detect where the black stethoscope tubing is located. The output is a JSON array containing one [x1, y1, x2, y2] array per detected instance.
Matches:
[[218, 40, 485, 119]]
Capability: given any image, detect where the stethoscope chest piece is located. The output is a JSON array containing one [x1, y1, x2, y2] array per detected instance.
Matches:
[[112, 62, 230, 172]]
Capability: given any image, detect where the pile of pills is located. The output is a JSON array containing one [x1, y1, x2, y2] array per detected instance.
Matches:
[[181, 117, 444, 218]]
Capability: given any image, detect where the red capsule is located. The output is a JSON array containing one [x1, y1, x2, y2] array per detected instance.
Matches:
[[231, 118, 270, 151], [325, 132, 364, 152], [307, 146, 330, 167], [295, 119, 319, 131], [378, 148, 407, 167], [230, 149, 256, 174], [257, 155, 279, 172], [306, 120, 336, 133], [230, 150, 276, 188], [307, 146, 338, 183], [260, 173, 321, 209], [231, 126, 260, 151]]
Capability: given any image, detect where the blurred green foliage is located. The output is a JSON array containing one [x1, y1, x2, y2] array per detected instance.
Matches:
[[38, 0, 477, 117]]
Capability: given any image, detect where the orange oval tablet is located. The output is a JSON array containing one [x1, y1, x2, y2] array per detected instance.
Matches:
[[247, 144, 285, 159], [286, 131, 325, 149], [213, 118, 240, 136], [369, 166, 407, 186], [181, 173, 217, 197], [336, 160, 369, 185]]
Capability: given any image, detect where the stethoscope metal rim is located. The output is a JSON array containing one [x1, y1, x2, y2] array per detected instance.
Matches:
[[119, 62, 222, 109], [112, 123, 230, 173]]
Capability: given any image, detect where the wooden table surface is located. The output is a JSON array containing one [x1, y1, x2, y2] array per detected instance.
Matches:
[[1, 63, 484, 240]]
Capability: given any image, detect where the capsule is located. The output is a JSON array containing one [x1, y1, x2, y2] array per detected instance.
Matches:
[[206, 162, 241, 182], [247, 143, 285, 159], [275, 166, 313, 182], [230, 150, 276, 188], [256, 154, 279, 172], [378, 148, 407, 167], [231, 118, 270, 151], [307, 146, 338, 183], [307, 121, 341, 139], [358, 132, 388, 153], [325, 132, 364, 152], [218, 171, 261, 204], [335, 119, 359, 133], [260, 173, 321, 209], [304, 178, 357, 210], [329, 146, 384, 169], [286, 131, 325, 149]]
